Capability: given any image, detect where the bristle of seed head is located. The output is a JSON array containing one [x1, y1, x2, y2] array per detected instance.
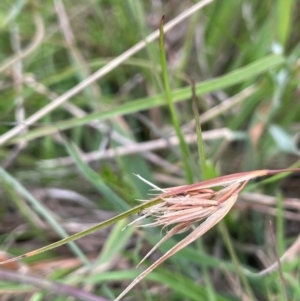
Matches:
[[134, 174, 165, 192]]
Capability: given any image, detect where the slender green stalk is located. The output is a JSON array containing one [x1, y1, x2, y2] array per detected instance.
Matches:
[[269, 220, 288, 301], [0, 200, 162, 262], [276, 193, 285, 256], [219, 221, 255, 300], [191, 80, 209, 179], [159, 16, 193, 183]]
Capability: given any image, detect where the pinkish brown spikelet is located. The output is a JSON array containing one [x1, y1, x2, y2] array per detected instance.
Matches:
[[115, 168, 300, 301]]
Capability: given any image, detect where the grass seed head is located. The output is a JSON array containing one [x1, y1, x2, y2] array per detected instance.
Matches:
[[115, 168, 300, 301]]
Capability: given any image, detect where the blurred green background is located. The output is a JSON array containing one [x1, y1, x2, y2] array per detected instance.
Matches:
[[0, 0, 300, 300]]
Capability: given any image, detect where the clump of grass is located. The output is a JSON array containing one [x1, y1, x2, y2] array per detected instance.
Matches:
[[1, 0, 300, 300]]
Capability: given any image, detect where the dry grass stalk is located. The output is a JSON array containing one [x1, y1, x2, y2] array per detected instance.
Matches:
[[115, 168, 300, 301]]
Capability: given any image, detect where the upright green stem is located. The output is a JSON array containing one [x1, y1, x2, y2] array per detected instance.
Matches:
[[159, 16, 193, 183], [191, 80, 210, 180], [219, 221, 255, 300]]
